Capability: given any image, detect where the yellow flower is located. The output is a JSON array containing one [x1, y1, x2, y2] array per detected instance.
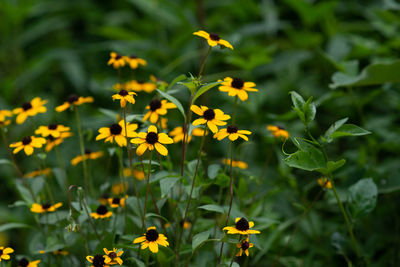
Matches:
[[169, 126, 206, 143], [35, 124, 70, 138], [223, 217, 260, 235], [150, 75, 168, 87], [17, 258, 40, 267], [143, 99, 176, 124], [123, 168, 145, 181], [222, 159, 248, 169], [130, 125, 173, 156], [191, 105, 230, 133], [181, 220, 191, 229], [318, 177, 332, 189], [130, 80, 157, 93], [267, 125, 289, 139], [111, 183, 129, 195], [98, 194, 110, 205], [219, 77, 258, 101], [9, 136, 46, 156], [71, 149, 103, 166], [214, 125, 251, 141], [91, 205, 112, 219], [24, 168, 51, 178], [160, 118, 168, 129], [108, 196, 128, 208], [112, 90, 137, 108], [0, 246, 14, 261], [45, 132, 73, 152], [107, 52, 125, 69], [96, 120, 138, 147], [133, 226, 169, 253], [193, 30, 233, 49], [55, 95, 94, 112], [123, 54, 147, 69], [112, 82, 128, 91], [13, 97, 47, 124], [52, 249, 69, 256], [86, 254, 109, 267], [31, 202, 63, 213], [0, 110, 13, 127], [103, 248, 123, 265], [236, 238, 253, 257]]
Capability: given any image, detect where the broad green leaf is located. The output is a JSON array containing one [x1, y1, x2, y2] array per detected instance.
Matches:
[[289, 91, 305, 109], [192, 81, 221, 103], [157, 89, 185, 119], [198, 204, 224, 214], [159, 177, 179, 197], [45, 236, 64, 252], [323, 118, 348, 143], [127, 257, 145, 267], [303, 96, 316, 125], [316, 159, 346, 175], [330, 124, 371, 139], [348, 178, 378, 218], [0, 159, 12, 165], [192, 230, 210, 251], [207, 164, 221, 179], [99, 108, 118, 119], [166, 74, 186, 92], [0, 223, 31, 232], [179, 81, 197, 94], [284, 138, 325, 171]]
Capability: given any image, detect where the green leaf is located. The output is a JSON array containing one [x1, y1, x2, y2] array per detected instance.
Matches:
[[179, 81, 197, 94], [330, 124, 371, 139], [303, 96, 316, 125], [289, 91, 305, 109], [284, 138, 325, 171], [323, 118, 348, 143], [198, 204, 225, 214], [192, 230, 210, 251], [316, 159, 346, 175], [166, 74, 186, 92], [157, 89, 185, 119], [99, 108, 118, 119], [0, 159, 12, 165], [207, 164, 221, 179], [0, 223, 32, 232], [127, 257, 145, 267], [348, 178, 378, 218], [330, 59, 400, 89], [159, 178, 179, 197], [192, 81, 221, 103]]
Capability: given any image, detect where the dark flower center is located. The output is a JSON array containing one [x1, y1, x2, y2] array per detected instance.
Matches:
[[22, 102, 32, 111], [149, 99, 162, 111], [130, 54, 137, 58], [119, 90, 128, 96], [146, 229, 159, 241], [138, 80, 145, 84], [112, 198, 121, 204], [227, 125, 238, 134], [235, 217, 249, 231], [96, 205, 108, 215], [67, 94, 79, 103], [48, 135, 56, 141], [241, 241, 250, 251], [110, 123, 122, 135], [115, 54, 122, 60], [84, 149, 92, 154], [108, 252, 117, 258], [209, 33, 220, 41], [18, 258, 29, 267], [231, 78, 244, 89], [277, 126, 285, 130], [22, 136, 32, 145], [101, 193, 109, 199], [0, 249, 3, 255], [203, 109, 215, 120], [42, 203, 51, 210], [48, 124, 57, 130], [92, 254, 105, 267], [146, 132, 158, 144]]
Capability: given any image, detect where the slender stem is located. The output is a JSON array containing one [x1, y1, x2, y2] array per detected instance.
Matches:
[[74, 108, 89, 195], [142, 151, 153, 231], [232, 96, 238, 124], [198, 46, 212, 77], [81, 193, 101, 242], [118, 147, 127, 195], [180, 95, 194, 177]]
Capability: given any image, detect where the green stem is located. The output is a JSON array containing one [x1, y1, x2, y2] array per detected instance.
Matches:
[[232, 96, 238, 125], [198, 46, 212, 77], [74, 108, 90, 196], [142, 151, 153, 231]]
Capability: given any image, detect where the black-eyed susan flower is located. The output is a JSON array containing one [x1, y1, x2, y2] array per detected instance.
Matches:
[[0, 246, 14, 261], [24, 168, 51, 178], [13, 97, 47, 124], [17, 258, 40, 267], [123, 54, 147, 69], [9, 136, 46, 156], [55, 94, 94, 112], [130, 125, 173, 156], [112, 90, 137, 108], [91, 205, 112, 219], [107, 52, 125, 69], [318, 177, 332, 189], [108, 196, 127, 208], [98, 194, 110, 205], [193, 30, 233, 50], [0, 110, 13, 127], [169, 126, 206, 143], [111, 183, 129, 195], [214, 125, 251, 141], [130, 80, 157, 93], [143, 99, 176, 124], [45, 132, 73, 152], [150, 75, 168, 87], [133, 226, 169, 253], [71, 149, 103, 166], [191, 105, 230, 133], [236, 238, 253, 257], [30, 202, 63, 214], [267, 125, 289, 139], [223, 217, 260, 235], [103, 248, 123, 265], [86, 254, 109, 267], [123, 168, 145, 181], [96, 120, 138, 147], [35, 124, 70, 138], [52, 249, 69, 256], [219, 77, 258, 101], [222, 159, 248, 169]]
